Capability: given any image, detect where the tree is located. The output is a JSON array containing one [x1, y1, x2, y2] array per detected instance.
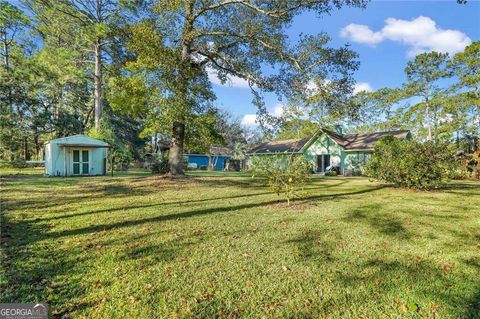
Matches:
[[24, 0, 127, 129], [251, 153, 312, 205], [403, 52, 451, 141], [451, 41, 480, 128], [116, 0, 364, 175], [0, 1, 28, 113]]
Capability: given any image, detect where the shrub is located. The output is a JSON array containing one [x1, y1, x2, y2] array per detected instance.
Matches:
[[324, 170, 337, 176], [251, 153, 312, 205], [365, 136, 458, 190], [151, 154, 169, 174], [11, 158, 28, 168]]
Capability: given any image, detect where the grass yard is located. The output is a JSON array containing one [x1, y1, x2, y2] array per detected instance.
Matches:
[[1, 169, 480, 318]]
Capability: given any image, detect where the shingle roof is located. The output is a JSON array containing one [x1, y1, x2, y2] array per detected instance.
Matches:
[[209, 146, 232, 156], [249, 137, 310, 154], [337, 130, 410, 150], [249, 129, 410, 154]]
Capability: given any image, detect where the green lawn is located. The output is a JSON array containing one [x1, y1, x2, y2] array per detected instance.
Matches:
[[1, 169, 479, 318]]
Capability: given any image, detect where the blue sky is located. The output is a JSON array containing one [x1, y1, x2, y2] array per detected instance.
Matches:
[[210, 1, 480, 126]]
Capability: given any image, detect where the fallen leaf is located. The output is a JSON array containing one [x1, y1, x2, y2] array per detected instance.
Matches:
[[407, 302, 418, 312]]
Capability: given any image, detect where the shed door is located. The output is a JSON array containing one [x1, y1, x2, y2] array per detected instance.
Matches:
[[82, 150, 89, 174], [72, 149, 89, 175], [73, 150, 81, 175]]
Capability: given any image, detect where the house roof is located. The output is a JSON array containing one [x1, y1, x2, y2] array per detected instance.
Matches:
[[335, 130, 410, 151], [249, 137, 311, 154], [249, 128, 410, 154], [209, 146, 232, 156]]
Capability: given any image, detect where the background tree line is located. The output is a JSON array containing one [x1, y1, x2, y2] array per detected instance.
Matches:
[[2, 0, 476, 174], [1, 0, 367, 174], [276, 42, 479, 154]]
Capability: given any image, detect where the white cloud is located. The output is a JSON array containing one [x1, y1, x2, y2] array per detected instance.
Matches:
[[272, 104, 284, 117], [241, 114, 257, 126], [353, 82, 373, 94], [340, 24, 383, 46], [240, 104, 285, 127], [340, 16, 472, 57], [207, 67, 250, 88]]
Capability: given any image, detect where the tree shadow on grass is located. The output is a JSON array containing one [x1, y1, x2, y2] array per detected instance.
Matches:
[[281, 221, 480, 318], [38, 185, 385, 241], [284, 229, 337, 263], [340, 257, 480, 318], [342, 204, 411, 239], [35, 190, 274, 222], [0, 212, 199, 318], [0, 214, 95, 318]]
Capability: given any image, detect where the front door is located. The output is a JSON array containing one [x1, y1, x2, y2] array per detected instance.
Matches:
[[72, 149, 89, 175], [316, 154, 331, 173]]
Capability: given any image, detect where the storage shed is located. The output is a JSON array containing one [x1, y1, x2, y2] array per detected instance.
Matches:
[[184, 146, 232, 171], [45, 135, 110, 176]]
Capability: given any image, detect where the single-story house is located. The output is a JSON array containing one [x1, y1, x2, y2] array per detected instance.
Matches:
[[185, 146, 232, 170], [248, 127, 411, 175], [45, 135, 110, 176]]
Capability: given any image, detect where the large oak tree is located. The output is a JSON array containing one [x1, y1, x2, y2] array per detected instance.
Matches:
[[115, 0, 364, 175]]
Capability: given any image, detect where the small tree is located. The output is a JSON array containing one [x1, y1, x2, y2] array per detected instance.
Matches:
[[365, 136, 457, 190], [251, 153, 312, 205]]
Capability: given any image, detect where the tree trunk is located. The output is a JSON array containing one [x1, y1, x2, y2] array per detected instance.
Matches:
[[94, 40, 103, 130], [168, 120, 185, 175], [425, 99, 432, 141], [167, 1, 194, 175], [2, 32, 13, 112], [23, 136, 30, 161]]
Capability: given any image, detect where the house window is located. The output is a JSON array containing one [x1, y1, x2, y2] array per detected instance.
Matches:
[[316, 154, 330, 173]]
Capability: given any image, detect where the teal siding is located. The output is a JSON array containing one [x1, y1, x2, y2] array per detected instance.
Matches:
[[343, 151, 372, 173], [248, 131, 401, 175], [303, 133, 343, 171]]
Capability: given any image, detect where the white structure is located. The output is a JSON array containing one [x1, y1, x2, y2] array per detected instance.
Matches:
[[44, 135, 110, 176]]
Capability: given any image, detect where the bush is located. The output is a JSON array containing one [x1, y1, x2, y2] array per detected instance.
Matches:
[[251, 153, 312, 205], [324, 170, 337, 176], [151, 155, 169, 174], [11, 158, 28, 168], [365, 136, 458, 190]]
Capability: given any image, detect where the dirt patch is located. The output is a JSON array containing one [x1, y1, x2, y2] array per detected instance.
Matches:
[[270, 200, 316, 211]]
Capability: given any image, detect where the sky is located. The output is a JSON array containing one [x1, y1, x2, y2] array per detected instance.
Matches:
[[209, 0, 480, 127]]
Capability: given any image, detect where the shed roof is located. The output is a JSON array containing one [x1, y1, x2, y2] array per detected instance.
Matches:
[[46, 134, 110, 147], [249, 128, 410, 154]]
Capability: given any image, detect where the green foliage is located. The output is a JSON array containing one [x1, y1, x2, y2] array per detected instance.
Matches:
[[352, 44, 479, 144], [365, 136, 458, 190], [324, 170, 337, 176], [117, 0, 364, 174], [11, 158, 27, 168], [87, 119, 131, 166], [150, 154, 169, 174], [251, 154, 312, 205]]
